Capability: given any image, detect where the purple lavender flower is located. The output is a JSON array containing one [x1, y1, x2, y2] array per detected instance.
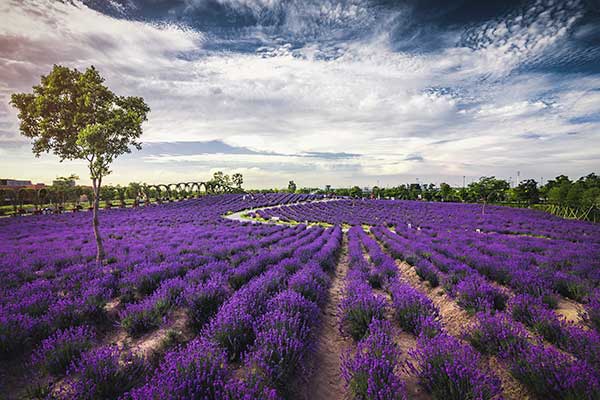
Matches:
[[409, 333, 502, 400], [206, 305, 255, 362], [226, 372, 281, 400], [339, 281, 386, 341], [341, 319, 407, 400], [0, 312, 37, 358], [563, 324, 600, 373], [266, 289, 320, 328], [510, 294, 568, 345], [506, 344, 600, 400], [553, 271, 590, 302], [389, 282, 440, 335], [583, 288, 600, 332], [130, 339, 230, 399], [183, 276, 230, 332], [31, 325, 95, 375], [414, 260, 440, 287], [464, 312, 532, 356], [60, 346, 147, 399], [247, 310, 309, 387], [453, 275, 507, 314], [288, 264, 330, 305]]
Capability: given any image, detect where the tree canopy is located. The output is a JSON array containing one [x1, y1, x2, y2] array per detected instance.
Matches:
[[11, 65, 150, 263], [11, 65, 149, 179]]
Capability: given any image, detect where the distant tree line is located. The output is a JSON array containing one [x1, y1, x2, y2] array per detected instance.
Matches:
[[271, 173, 599, 221]]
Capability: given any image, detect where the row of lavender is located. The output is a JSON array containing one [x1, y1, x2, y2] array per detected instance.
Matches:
[[79, 225, 342, 399], [1, 195, 314, 358], [339, 226, 504, 399], [374, 224, 600, 369], [260, 200, 600, 303], [258, 199, 600, 243], [45, 224, 339, 398], [371, 226, 600, 398], [0, 194, 329, 398]]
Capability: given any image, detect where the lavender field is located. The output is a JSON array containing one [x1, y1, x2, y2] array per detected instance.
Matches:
[[1, 195, 600, 400]]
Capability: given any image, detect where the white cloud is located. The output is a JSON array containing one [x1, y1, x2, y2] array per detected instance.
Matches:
[[0, 0, 598, 188]]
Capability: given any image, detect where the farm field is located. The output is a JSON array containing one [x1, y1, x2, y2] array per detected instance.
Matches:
[[1, 195, 600, 400]]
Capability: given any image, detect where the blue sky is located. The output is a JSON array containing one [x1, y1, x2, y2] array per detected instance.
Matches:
[[0, 0, 599, 188]]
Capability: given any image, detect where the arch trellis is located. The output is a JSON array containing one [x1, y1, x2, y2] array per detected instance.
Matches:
[[0, 188, 18, 214], [175, 182, 187, 199], [18, 188, 38, 212], [37, 188, 50, 210], [156, 184, 170, 203], [0, 178, 237, 215], [144, 181, 222, 200]]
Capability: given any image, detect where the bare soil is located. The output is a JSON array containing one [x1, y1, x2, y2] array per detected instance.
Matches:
[[375, 287, 431, 400], [298, 237, 350, 400], [396, 261, 471, 337], [556, 298, 584, 325]]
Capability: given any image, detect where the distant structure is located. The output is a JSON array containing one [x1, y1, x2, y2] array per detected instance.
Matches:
[[0, 178, 45, 190], [0, 178, 32, 187]]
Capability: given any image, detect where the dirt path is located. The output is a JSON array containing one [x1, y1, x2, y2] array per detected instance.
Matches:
[[224, 198, 341, 225], [298, 236, 350, 400], [372, 287, 431, 400]]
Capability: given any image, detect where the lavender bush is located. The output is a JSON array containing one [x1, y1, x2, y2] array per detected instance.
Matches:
[[339, 281, 387, 341], [506, 344, 600, 400], [414, 260, 440, 287], [583, 288, 600, 332], [60, 346, 147, 399], [464, 312, 531, 356], [130, 339, 230, 399], [341, 320, 407, 400], [453, 275, 508, 314], [183, 276, 230, 331], [389, 282, 440, 335], [409, 333, 502, 400], [31, 325, 95, 375]]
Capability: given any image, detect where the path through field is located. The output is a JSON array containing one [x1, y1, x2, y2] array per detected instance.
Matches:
[[298, 235, 349, 400], [224, 198, 340, 225]]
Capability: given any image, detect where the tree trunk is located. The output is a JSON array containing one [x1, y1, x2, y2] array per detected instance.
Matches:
[[92, 177, 105, 265]]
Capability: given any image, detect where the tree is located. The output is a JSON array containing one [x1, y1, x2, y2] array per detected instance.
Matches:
[[408, 184, 422, 200], [115, 185, 127, 207], [232, 173, 244, 190], [288, 180, 297, 193], [547, 182, 571, 205], [334, 187, 350, 197], [514, 179, 540, 205], [210, 171, 232, 193], [566, 184, 585, 208], [127, 182, 142, 201], [52, 174, 79, 207], [371, 186, 381, 199], [422, 183, 438, 201], [582, 187, 600, 208], [440, 182, 455, 202], [99, 185, 116, 204], [81, 186, 94, 207], [349, 186, 362, 198], [467, 176, 510, 214], [11, 65, 149, 264]]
